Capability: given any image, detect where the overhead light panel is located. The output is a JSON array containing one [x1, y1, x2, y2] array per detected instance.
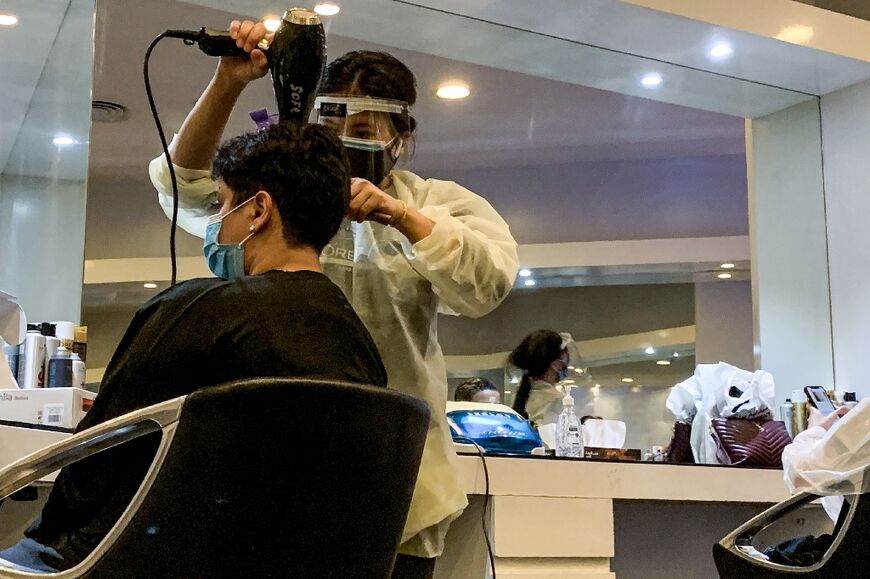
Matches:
[[720, 263, 735, 269], [708, 42, 733, 60], [717, 272, 732, 279], [656, 360, 671, 366], [644, 346, 655, 355], [0, 14, 18, 26], [621, 377, 634, 383], [313, 3, 341, 16], [524, 279, 536, 287], [52, 135, 76, 146], [143, 282, 158, 289], [436, 83, 470, 99], [641, 73, 663, 88], [519, 268, 531, 277]]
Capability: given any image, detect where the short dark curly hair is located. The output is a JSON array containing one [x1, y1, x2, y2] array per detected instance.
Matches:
[[454, 377, 499, 402], [211, 122, 349, 253]]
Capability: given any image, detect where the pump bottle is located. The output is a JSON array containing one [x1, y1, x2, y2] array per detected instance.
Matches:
[[556, 385, 584, 458]]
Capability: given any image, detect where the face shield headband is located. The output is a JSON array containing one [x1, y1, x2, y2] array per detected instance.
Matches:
[[314, 96, 410, 185]]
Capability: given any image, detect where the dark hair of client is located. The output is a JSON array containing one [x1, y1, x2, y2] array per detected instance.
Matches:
[[509, 330, 566, 419], [320, 50, 418, 135], [211, 122, 349, 254], [454, 377, 499, 402]]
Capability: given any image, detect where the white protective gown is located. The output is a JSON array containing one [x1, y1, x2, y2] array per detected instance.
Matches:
[[149, 154, 519, 556], [525, 379, 563, 427], [781, 398, 870, 520]]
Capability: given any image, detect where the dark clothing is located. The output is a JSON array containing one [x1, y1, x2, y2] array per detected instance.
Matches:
[[392, 554, 436, 579], [20, 271, 387, 570]]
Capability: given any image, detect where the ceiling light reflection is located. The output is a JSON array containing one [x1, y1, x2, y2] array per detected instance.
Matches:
[[313, 3, 340, 16], [436, 84, 471, 99], [0, 14, 18, 26], [641, 73, 663, 88]]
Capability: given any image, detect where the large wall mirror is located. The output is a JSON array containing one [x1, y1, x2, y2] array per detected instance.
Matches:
[[81, 0, 828, 457]]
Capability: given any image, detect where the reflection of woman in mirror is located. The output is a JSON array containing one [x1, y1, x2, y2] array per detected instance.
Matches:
[[509, 330, 571, 427], [147, 21, 519, 579], [455, 377, 502, 404]]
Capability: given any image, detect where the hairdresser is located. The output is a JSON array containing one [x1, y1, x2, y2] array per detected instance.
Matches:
[[148, 20, 518, 578]]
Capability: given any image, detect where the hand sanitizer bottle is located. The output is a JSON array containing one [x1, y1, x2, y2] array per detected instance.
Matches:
[[556, 385, 584, 458]]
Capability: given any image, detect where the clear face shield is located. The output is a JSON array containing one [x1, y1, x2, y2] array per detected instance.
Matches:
[[313, 96, 410, 186]]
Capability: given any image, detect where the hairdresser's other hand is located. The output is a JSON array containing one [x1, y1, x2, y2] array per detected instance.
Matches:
[[217, 20, 272, 85], [808, 405, 850, 431], [348, 178, 404, 225]]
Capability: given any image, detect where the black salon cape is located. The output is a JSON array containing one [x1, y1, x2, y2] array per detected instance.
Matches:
[[25, 270, 387, 568]]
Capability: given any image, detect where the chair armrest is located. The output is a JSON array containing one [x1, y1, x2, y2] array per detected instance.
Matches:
[[0, 396, 186, 500]]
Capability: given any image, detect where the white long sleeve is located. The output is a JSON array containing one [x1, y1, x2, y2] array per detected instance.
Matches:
[[781, 398, 870, 496]]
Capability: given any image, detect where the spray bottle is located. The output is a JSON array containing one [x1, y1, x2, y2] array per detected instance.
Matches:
[[556, 384, 584, 458]]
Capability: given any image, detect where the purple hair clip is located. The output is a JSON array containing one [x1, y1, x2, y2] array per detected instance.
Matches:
[[250, 108, 279, 131]]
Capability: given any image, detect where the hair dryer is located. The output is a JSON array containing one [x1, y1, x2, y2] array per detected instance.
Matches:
[[167, 8, 326, 122]]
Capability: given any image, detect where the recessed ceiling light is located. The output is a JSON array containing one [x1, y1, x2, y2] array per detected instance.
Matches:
[[518, 268, 531, 277], [52, 135, 76, 146], [621, 377, 634, 383], [0, 14, 18, 26], [436, 83, 471, 99], [641, 73, 663, 88], [777, 25, 814, 45], [524, 279, 536, 287], [673, 352, 680, 358], [720, 263, 735, 269], [313, 3, 341, 16], [143, 282, 158, 289], [708, 42, 733, 59], [263, 18, 282, 32], [656, 360, 671, 366], [504, 390, 512, 395], [644, 346, 655, 355], [717, 272, 733, 279]]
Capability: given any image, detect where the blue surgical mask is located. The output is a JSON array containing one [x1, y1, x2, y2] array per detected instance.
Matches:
[[203, 197, 257, 279]]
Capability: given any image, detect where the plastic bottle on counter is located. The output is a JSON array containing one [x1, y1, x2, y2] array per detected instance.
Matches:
[[556, 385, 583, 458], [71, 353, 86, 390], [47, 346, 73, 388]]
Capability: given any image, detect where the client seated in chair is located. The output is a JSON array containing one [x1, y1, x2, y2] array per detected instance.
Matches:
[[0, 122, 387, 572], [768, 397, 870, 564]]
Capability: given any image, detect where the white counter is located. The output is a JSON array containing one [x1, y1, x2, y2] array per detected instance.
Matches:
[[435, 454, 790, 579]]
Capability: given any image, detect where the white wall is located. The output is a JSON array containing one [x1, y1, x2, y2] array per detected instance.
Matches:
[[821, 78, 870, 400], [694, 280, 754, 370], [747, 99, 834, 403]]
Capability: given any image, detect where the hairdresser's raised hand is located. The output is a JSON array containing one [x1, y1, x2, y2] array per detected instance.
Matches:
[[216, 20, 272, 85]]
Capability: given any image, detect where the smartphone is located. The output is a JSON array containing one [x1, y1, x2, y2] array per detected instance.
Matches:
[[804, 386, 838, 416]]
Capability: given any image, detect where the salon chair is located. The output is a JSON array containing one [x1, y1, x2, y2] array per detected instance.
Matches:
[[713, 465, 870, 578], [0, 378, 429, 578]]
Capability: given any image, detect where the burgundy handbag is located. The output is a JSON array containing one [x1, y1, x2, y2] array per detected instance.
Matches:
[[710, 418, 792, 467], [664, 421, 695, 463]]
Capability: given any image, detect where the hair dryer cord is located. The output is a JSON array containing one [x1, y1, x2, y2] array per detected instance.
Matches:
[[144, 32, 180, 286]]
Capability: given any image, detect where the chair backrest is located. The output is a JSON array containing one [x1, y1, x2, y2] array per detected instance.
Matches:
[[714, 491, 870, 578], [86, 378, 430, 578]]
